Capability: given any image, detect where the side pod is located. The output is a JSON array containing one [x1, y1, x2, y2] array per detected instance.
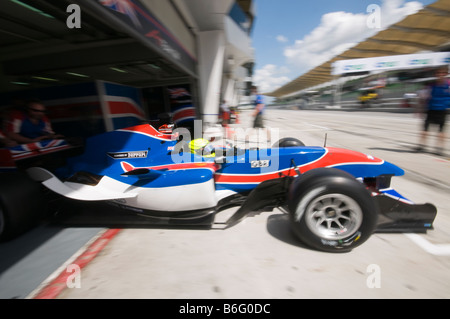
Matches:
[[27, 167, 138, 201]]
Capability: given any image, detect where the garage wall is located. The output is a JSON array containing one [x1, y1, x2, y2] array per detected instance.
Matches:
[[0, 82, 105, 140], [140, 0, 196, 60], [0, 81, 147, 140]]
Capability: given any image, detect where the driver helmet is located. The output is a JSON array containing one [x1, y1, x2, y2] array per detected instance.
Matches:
[[188, 138, 215, 157]]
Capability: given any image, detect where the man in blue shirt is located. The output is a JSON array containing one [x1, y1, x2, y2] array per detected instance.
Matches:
[[417, 67, 449, 155], [252, 86, 265, 128], [249, 86, 271, 143], [6, 98, 63, 144]]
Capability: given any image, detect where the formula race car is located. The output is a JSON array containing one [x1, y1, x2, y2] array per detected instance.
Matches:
[[2, 124, 437, 252]]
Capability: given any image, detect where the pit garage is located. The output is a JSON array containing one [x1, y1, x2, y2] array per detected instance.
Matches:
[[0, 0, 255, 241], [1, 0, 256, 138], [0, 0, 209, 139]]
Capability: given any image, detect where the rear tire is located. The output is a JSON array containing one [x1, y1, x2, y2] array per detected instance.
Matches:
[[287, 168, 378, 253], [0, 172, 46, 241], [0, 207, 5, 239]]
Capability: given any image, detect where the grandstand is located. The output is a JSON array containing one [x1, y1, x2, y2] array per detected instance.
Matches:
[[268, 0, 450, 110]]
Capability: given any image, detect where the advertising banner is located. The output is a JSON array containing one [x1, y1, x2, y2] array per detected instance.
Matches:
[[332, 52, 450, 75]]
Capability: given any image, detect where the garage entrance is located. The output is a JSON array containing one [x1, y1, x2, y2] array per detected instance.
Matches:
[[0, 0, 198, 138]]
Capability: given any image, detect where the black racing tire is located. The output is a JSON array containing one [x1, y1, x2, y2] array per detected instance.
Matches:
[[0, 172, 46, 241], [287, 168, 378, 253], [0, 206, 5, 239], [272, 137, 305, 148]]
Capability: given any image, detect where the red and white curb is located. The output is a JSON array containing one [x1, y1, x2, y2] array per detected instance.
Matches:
[[26, 228, 121, 299]]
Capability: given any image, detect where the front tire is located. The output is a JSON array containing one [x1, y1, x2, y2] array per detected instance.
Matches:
[[287, 168, 378, 253]]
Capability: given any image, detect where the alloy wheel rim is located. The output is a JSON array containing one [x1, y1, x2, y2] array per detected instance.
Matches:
[[305, 193, 363, 240]]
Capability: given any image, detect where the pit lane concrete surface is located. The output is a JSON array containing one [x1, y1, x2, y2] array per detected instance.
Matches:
[[31, 109, 450, 298]]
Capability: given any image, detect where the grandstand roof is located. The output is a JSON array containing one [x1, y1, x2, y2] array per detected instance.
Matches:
[[268, 0, 450, 98]]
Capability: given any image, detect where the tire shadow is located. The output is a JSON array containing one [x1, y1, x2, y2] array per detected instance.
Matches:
[[265, 213, 310, 250]]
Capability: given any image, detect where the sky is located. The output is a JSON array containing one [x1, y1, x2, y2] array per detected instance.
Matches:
[[250, 0, 437, 94]]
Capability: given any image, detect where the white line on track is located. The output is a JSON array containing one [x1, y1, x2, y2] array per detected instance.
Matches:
[[405, 234, 450, 256], [301, 122, 331, 130]]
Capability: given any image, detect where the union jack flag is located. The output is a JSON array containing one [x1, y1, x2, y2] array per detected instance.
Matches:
[[168, 88, 191, 99], [99, 0, 141, 27], [8, 139, 70, 158]]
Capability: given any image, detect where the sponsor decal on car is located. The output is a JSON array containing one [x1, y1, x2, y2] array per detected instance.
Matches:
[[107, 151, 148, 159]]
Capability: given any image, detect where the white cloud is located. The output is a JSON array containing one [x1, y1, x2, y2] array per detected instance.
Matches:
[[253, 0, 424, 94], [380, 0, 423, 26], [253, 64, 291, 94], [284, 0, 423, 74], [276, 35, 289, 43]]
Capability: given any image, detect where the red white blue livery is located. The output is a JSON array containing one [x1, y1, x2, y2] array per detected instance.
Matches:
[[24, 124, 437, 252]]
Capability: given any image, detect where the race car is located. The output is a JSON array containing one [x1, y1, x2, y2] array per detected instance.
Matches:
[[3, 124, 437, 252]]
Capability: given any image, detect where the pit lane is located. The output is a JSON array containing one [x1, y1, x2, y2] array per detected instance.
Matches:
[[1, 109, 450, 299]]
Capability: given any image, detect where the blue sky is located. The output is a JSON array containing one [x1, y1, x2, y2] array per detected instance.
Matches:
[[251, 0, 437, 94]]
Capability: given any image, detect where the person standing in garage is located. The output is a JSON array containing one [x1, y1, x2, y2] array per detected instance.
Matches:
[[0, 130, 17, 147], [5, 98, 63, 144]]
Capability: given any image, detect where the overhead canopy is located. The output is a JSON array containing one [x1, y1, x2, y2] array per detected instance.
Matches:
[[268, 0, 450, 98], [0, 0, 195, 94]]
